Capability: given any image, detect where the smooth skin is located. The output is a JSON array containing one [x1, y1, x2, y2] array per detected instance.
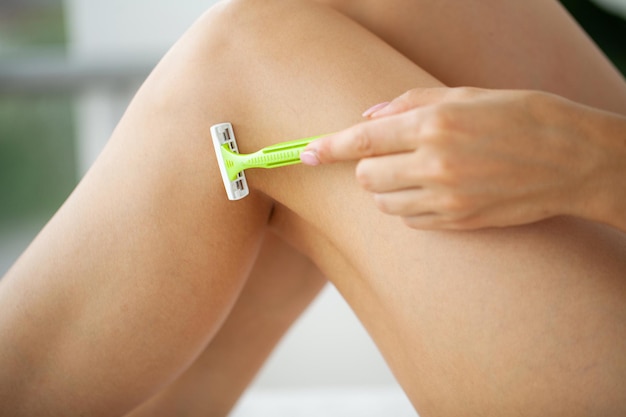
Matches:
[[303, 87, 626, 231], [126, 232, 326, 417], [0, 0, 625, 416]]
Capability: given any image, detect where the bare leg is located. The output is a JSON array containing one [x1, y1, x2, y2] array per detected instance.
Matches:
[[1, 0, 625, 416], [316, 0, 626, 113], [126, 232, 325, 417]]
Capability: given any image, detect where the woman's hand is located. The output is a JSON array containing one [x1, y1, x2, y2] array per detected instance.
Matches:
[[301, 87, 626, 231]]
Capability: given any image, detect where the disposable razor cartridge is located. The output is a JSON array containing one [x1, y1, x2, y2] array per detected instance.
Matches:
[[210, 122, 325, 201], [211, 122, 250, 201]]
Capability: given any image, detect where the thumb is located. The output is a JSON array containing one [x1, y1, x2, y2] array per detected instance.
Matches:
[[368, 87, 450, 119]]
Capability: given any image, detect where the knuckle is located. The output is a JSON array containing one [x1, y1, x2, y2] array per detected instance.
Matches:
[[374, 194, 393, 214], [402, 216, 422, 230], [396, 89, 420, 109], [425, 106, 458, 134], [314, 137, 334, 163], [402, 216, 439, 231], [423, 154, 456, 184], [458, 216, 484, 230], [441, 221, 470, 231], [374, 193, 401, 215], [391, 158, 420, 185], [448, 214, 483, 231], [440, 193, 471, 214], [355, 159, 374, 190], [374, 193, 411, 216], [393, 88, 430, 112], [405, 209, 482, 231], [405, 88, 424, 102], [521, 90, 554, 123], [353, 126, 376, 157], [450, 86, 480, 100]]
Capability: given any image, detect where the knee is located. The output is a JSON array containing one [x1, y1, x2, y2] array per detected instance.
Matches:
[[197, 0, 316, 42], [166, 0, 299, 75], [175, 0, 336, 81], [137, 0, 296, 109]]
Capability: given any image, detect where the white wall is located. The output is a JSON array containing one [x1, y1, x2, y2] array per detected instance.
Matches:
[[63, 0, 401, 392], [65, 0, 215, 57]]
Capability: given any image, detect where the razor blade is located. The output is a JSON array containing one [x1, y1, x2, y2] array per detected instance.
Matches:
[[210, 122, 324, 201], [211, 122, 250, 200]]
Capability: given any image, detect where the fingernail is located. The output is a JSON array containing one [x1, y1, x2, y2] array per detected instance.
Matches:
[[362, 102, 390, 118], [300, 150, 320, 166]]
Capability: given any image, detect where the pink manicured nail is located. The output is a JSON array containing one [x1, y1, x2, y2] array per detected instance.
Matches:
[[300, 151, 320, 166], [362, 102, 390, 118]]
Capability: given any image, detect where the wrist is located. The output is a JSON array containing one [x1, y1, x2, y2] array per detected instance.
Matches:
[[575, 105, 626, 232]]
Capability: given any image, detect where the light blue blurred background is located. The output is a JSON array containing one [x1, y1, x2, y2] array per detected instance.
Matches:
[[0, 0, 625, 415]]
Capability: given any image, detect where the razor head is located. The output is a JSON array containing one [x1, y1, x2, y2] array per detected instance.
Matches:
[[210, 122, 250, 200]]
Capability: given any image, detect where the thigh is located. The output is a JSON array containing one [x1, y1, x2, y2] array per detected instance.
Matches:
[[125, 232, 326, 417], [315, 0, 626, 114]]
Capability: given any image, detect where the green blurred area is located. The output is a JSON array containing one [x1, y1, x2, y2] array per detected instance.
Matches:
[[0, 5, 66, 49], [0, 1, 625, 229], [0, 95, 76, 225], [0, 2, 76, 228]]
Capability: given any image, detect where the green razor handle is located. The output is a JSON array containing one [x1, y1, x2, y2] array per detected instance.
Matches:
[[220, 134, 324, 181]]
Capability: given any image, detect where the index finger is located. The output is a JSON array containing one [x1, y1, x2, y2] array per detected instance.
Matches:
[[301, 111, 419, 165]]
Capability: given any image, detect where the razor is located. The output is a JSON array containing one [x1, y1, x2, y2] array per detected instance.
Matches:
[[210, 122, 324, 200]]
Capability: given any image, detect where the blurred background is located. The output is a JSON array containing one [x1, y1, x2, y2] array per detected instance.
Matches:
[[0, 0, 625, 415]]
